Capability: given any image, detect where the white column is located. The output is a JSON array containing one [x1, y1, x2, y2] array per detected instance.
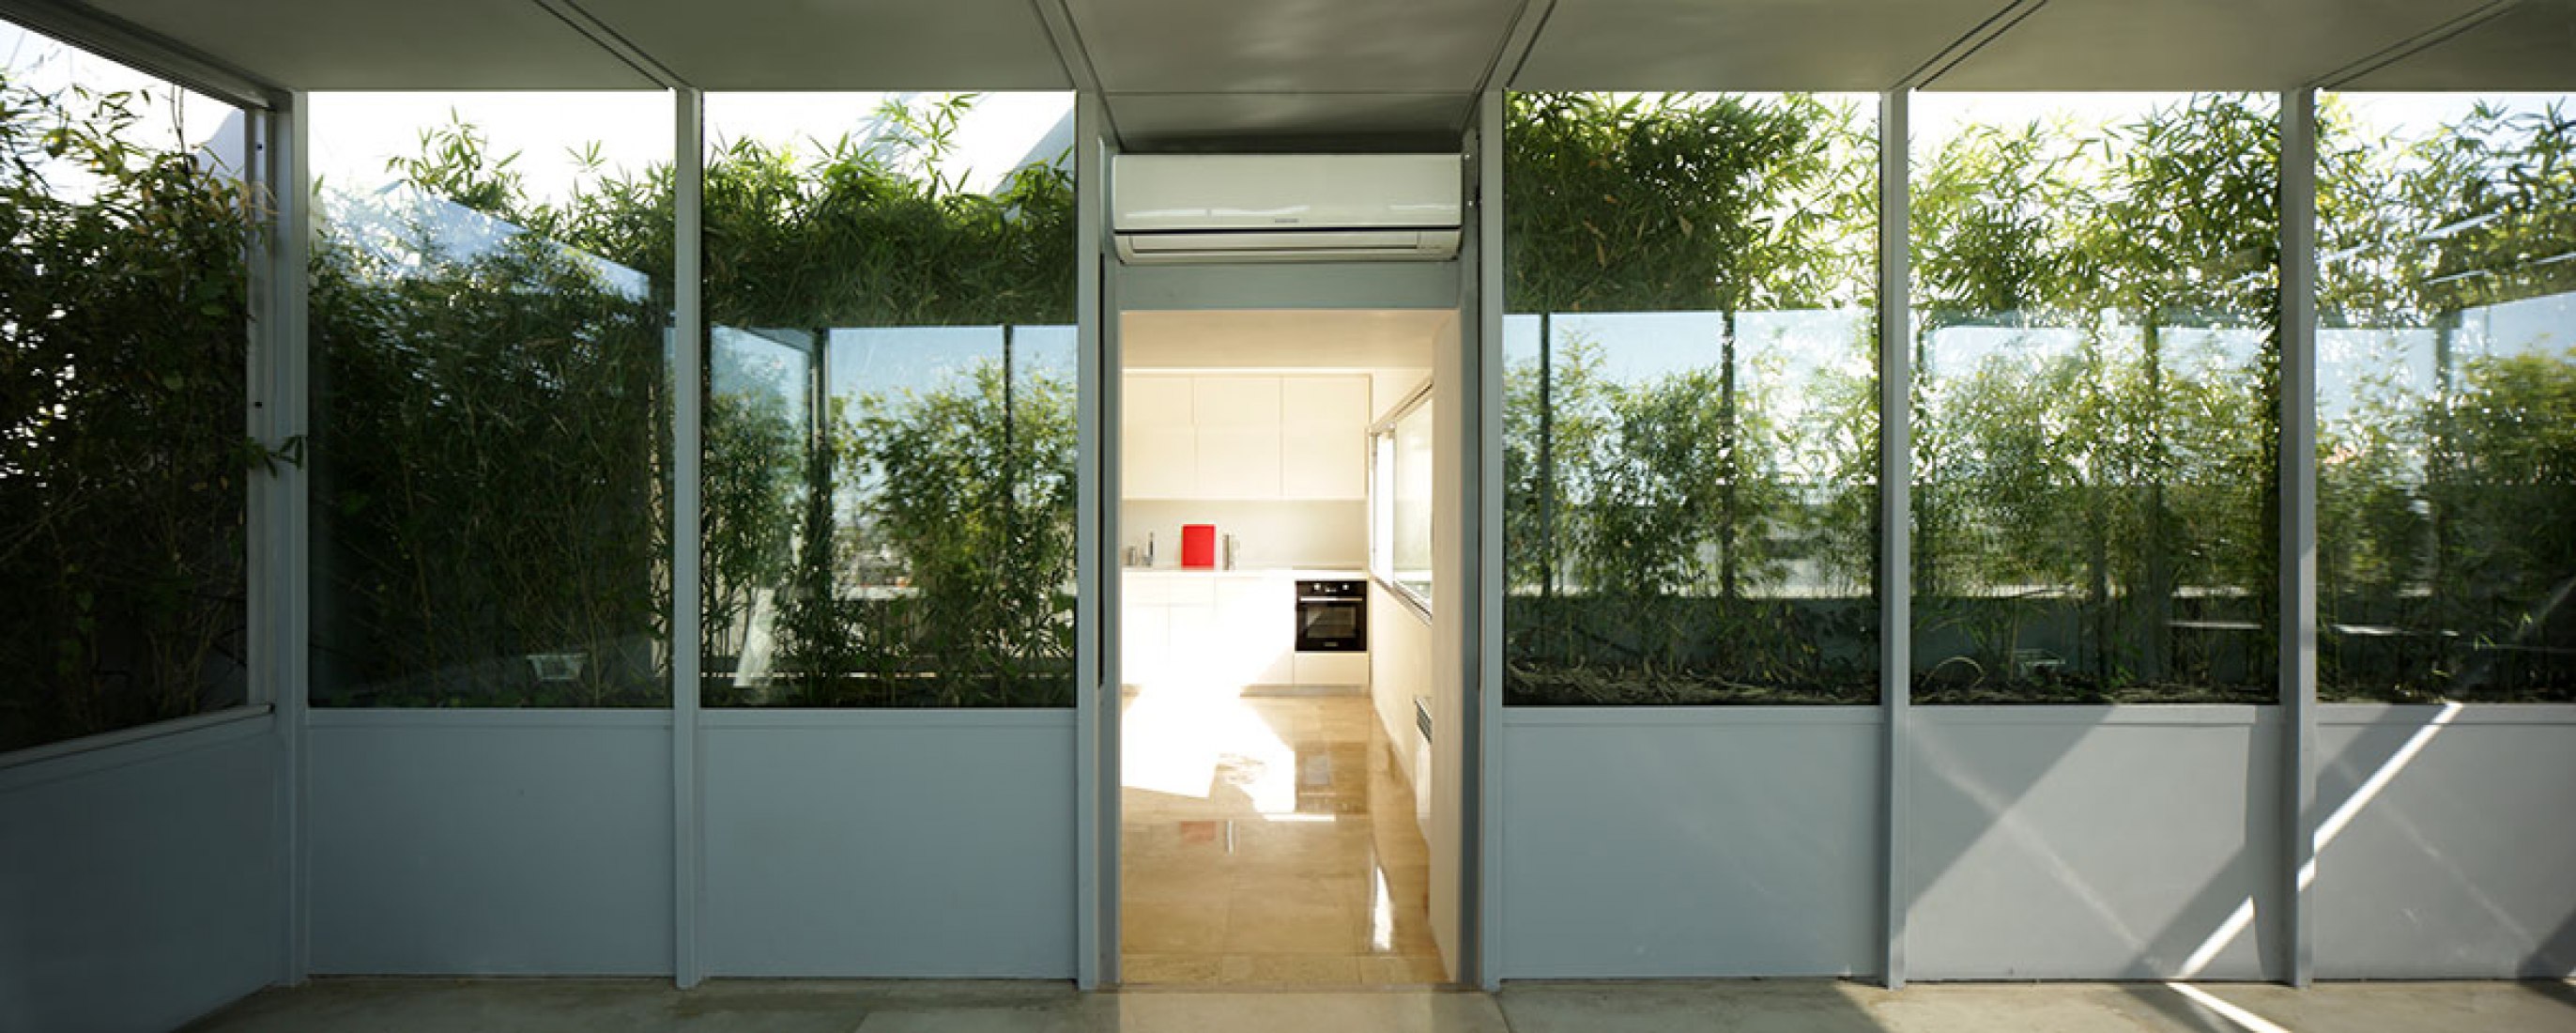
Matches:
[[2277, 87, 2321, 990], [1075, 89, 1113, 990], [1877, 86, 1915, 992], [252, 89, 314, 987], [1473, 87, 1509, 993], [671, 85, 706, 990]]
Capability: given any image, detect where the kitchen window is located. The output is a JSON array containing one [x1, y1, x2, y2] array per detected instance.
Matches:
[[1371, 382, 1434, 614]]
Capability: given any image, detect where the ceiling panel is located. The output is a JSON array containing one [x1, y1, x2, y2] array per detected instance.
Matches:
[[1067, 0, 1522, 93], [82, 0, 658, 88], [2338, 0, 2576, 90], [1123, 309, 1447, 370], [1110, 92, 1473, 150], [579, 0, 1070, 90], [1514, 0, 2008, 92], [1931, 0, 2499, 90]]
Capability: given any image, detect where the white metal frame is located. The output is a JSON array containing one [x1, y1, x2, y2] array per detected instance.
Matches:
[[2277, 86, 2321, 989], [671, 85, 707, 990], [1368, 379, 1439, 621], [1875, 86, 1915, 991], [1076, 90, 1115, 990]]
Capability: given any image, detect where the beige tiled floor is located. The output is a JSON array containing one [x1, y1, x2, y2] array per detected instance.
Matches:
[[1119, 691, 1445, 987]]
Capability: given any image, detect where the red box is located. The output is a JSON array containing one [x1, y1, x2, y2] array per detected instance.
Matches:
[[1181, 524, 1217, 568]]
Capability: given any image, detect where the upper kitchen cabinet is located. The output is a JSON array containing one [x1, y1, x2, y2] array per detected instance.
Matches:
[[1193, 378, 1285, 500], [1280, 377, 1370, 500], [1122, 374, 1371, 501], [1124, 375, 1199, 499]]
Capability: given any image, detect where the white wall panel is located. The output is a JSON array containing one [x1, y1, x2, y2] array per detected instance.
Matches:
[[1497, 710, 1882, 978], [2314, 705, 2576, 979], [1906, 708, 2283, 980], [702, 713, 1078, 977], [306, 715, 674, 975], [0, 717, 282, 1033]]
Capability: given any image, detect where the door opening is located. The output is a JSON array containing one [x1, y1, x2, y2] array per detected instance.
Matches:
[[1110, 307, 1458, 987]]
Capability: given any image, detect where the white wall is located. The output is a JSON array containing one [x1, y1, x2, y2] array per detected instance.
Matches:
[[1368, 584, 1432, 790], [1905, 708, 2283, 980], [1123, 500, 1365, 569], [1427, 310, 1466, 979], [0, 715, 282, 1033], [701, 712, 1078, 977], [2314, 704, 2576, 979], [306, 713, 673, 975], [1370, 368, 1432, 422], [1496, 709, 1882, 977]]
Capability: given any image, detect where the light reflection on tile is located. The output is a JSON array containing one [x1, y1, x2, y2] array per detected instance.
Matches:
[[1121, 692, 1444, 987]]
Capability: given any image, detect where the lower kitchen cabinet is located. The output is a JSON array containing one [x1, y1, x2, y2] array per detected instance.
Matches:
[[1120, 571, 1367, 690]]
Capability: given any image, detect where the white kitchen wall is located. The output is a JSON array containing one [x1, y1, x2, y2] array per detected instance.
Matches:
[[1122, 500, 1367, 570], [1371, 368, 1431, 422]]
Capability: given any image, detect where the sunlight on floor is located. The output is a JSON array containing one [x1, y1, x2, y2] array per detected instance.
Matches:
[[1119, 685, 1444, 987]]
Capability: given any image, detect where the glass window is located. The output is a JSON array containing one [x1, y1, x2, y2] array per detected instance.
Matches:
[[1371, 386, 1434, 608], [1909, 93, 2280, 705], [700, 93, 1077, 708], [1, 24, 256, 750], [1502, 92, 1880, 706], [2316, 94, 2575, 703], [308, 92, 675, 707]]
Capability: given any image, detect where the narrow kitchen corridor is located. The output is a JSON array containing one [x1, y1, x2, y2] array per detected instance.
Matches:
[[1120, 693, 1443, 986]]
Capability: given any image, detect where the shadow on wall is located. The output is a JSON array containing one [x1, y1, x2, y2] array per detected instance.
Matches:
[[2310, 705, 2576, 979], [1906, 702, 2576, 983], [1903, 711, 2284, 980]]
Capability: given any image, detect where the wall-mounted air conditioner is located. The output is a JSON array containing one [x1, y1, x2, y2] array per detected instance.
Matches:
[[1111, 153, 1463, 264]]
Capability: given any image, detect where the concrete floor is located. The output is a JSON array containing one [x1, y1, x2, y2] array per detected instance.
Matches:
[[182, 978, 2576, 1032]]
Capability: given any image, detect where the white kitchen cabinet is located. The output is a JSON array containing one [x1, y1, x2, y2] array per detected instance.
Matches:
[[1280, 377, 1370, 499], [1196, 428, 1283, 499], [1124, 376, 1194, 428], [1281, 376, 1370, 429], [1191, 377, 1282, 429], [1119, 602, 1168, 687], [1214, 575, 1296, 686], [1125, 427, 1198, 500], [1124, 572, 1361, 689], [1292, 651, 1370, 687], [1121, 374, 1369, 501], [1280, 428, 1363, 499]]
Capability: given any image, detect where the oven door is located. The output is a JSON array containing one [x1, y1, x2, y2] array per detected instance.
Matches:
[[1295, 597, 1367, 653]]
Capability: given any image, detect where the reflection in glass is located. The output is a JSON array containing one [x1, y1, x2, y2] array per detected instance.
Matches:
[[1391, 396, 1435, 601], [699, 93, 1077, 707], [1909, 93, 2279, 704], [1502, 92, 1879, 705], [1, 25, 254, 749], [2316, 94, 2576, 702], [308, 92, 674, 707]]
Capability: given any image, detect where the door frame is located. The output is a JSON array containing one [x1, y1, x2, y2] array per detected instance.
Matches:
[[1077, 142, 1490, 988]]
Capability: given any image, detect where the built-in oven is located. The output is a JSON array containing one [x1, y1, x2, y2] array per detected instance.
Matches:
[[1294, 579, 1369, 653]]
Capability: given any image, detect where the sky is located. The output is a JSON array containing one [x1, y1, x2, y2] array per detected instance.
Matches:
[[305, 90, 1072, 208]]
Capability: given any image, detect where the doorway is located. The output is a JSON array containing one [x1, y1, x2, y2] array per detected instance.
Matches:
[[1111, 307, 1457, 987]]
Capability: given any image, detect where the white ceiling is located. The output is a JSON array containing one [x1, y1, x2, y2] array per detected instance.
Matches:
[[1513, 0, 2011, 91], [52, 0, 2576, 145], [1122, 309, 1448, 370]]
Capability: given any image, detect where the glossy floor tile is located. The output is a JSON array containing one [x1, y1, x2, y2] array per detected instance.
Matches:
[[1119, 691, 1444, 987]]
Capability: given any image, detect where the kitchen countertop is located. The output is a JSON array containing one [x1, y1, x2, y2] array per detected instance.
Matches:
[[1121, 565, 1368, 579]]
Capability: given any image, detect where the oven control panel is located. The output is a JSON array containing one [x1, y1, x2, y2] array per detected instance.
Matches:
[[1295, 579, 1367, 599]]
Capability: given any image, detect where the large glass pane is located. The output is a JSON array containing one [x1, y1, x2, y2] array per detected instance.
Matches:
[[1910, 93, 2279, 704], [700, 92, 1077, 708], [1502, 92, 1879, 705], [1, 24, 254, 750], [309, 93, 674, 707], [2316, 94, 2575, 702]]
